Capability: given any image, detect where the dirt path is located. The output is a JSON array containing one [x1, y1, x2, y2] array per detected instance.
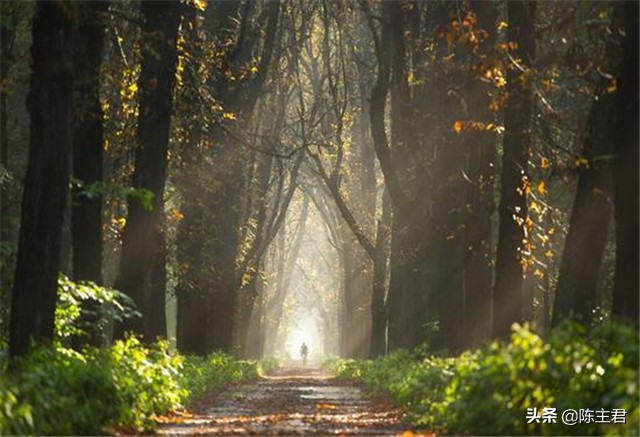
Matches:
[[156, 365, 408, 435]]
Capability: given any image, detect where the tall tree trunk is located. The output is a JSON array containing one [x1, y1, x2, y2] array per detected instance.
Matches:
[[384, 1, 430, 351], [611, 1, 639, 325], [552, 81, 617, 326], [9, 1, 77, 358], [206, 172, 244, 352], [370, 189, 391, 357], [462, 0, 498, 348], [147, 226, 167, 338], [0, 3, 17, 333], [233, 284, 255, 358], [233, 143, 274, 356], [552, 5, 625, 327], [174, 4, 211, 356], [245, 280, 265, 359], [429, 3, 468, 351], [114, 1, 181, 341], [176, 186, 210, 355], [340, 230, 370, 358], [71, 0, 109, 347], [432, 151, 466, 353], [363, 1, 415, 353], [492, 0, 536, 339], [0, 4, 15, 233], [264, 226, 287, 355]]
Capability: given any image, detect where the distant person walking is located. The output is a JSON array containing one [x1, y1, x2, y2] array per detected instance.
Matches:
[[300, 342, 309, 365]]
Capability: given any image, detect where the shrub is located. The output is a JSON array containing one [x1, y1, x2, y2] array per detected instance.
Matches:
[[10, 346, 120, 435], [181, 352, 260, 399], [1, 338, 186, 435], [95, 337, 186, 433], [0, 277, 268, 435], [55, 274, 139, 345], [257, 356, 280, 375], [329, 323, 639, 436], [0, 381, 33, 436]]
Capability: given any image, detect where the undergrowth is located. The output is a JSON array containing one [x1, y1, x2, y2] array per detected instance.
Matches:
[[326, 323, 639, 436], [0, 276, 276, 435]]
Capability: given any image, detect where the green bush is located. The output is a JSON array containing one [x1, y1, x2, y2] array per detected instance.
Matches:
[[55, 274, 139, 345], [0, 381, 33, 436], [180, 352, 264, 399], [10, 346, 121, 435], [95, 337, 186, 433], [2, 338, 185, 435], [257, 356, 280, 375], [0, 277, 269, 435], [329, 323, 639, 436]]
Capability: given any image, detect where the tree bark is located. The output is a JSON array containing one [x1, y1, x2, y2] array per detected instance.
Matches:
[[0, 3, 17, 332], [233, 150, 273, 356], [0, 8, 12, 175], [205, 171, 244, 352], [264, 226, 287, 355], [384, 1, 424, 351], [340, 228, 370, 358], [429, 1, 467, 353], [176, 186, 210, 355], [114, 1, 181, 341], [9, 1, 77, 358], [462, 0, 499, 348], [71, 0, 109, 347], [0, 3, 16, 221], [245, 286, 265, 359], [611, 1, 639, 325], [492, 0, 536, 339], [552, 81, 616, 326], [370, 189, 391, 357]]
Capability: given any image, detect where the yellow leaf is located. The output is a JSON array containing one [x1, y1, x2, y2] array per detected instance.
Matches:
[[453, 120, 463, 133], [171, 209, 184, 221], [537, 181, 546, 195], [540, 156, 550, 169], [606, 78, 617, 94], [193, 0, 207, 11], [223, 112, 237, 120], [521, 177, 531, 196], [498, 21, 508, 30], [574, 157, 590, 169], [530, 200, 541, 213], [241, 272, 252, 287]]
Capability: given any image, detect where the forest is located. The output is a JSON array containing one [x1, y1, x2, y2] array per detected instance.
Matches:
[[0, 0, 638, 435]]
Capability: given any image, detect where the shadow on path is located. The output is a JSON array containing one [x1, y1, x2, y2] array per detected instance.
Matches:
[[156, 365, 409, 435]]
